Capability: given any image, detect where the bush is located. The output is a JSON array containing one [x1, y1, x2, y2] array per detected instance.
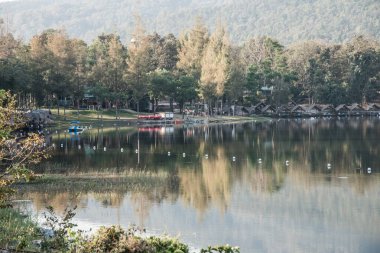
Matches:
[[82, 226, 153, 253], [200, 245, 240, 253], [146, 236, 189, 253], [0, 208, 41, 251]]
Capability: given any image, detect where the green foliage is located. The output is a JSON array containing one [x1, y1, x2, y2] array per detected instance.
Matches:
[[41, 206, 85, 252], [146, 236, 189, 253], [200, 245, 240, 253], [200, 21, 230, 99], [245, 64, 262, 104], [0, 90, 48, 207], [82, 225, 189, 253], [175, 75, 199, 111], [82, 226, 151, 253], [0, 208, 40, 251]]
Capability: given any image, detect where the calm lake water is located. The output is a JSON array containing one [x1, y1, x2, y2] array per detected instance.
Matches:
[[15, 118, 380, 253]]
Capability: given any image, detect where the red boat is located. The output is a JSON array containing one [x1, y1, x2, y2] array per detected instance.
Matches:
[[137, 114, 163, 120]]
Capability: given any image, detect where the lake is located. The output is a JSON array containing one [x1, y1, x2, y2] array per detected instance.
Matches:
[[15, 118, 380, 253]]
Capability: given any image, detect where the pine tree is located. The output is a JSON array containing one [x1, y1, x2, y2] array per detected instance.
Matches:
[[200, 21, 230, 113], [177, 17, 209, 80]]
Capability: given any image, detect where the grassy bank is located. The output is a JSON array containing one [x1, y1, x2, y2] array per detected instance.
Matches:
[[49, 108, 268, 128], [16, 172, 175, 194], [49, 109, 137, 128]]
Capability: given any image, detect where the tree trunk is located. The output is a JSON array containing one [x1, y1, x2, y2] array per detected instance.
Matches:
[[77, 99, 80, 120], [57, 96, 60, 116], [115, 100, 118, 119]]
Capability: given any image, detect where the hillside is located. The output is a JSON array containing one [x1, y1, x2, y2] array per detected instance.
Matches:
[[0, 0, 379, 44]]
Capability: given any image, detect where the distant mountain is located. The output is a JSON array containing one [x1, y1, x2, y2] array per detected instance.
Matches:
[[0, 0, 379, 44]]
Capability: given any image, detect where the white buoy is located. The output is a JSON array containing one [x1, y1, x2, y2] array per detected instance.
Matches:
[[183, 153, 186, 158], [103, 147, 106, 151], [285, 160, 289, 166], [93, 146, 96, 150], [168, 151, 171, 156], [258, 158, 262, 164], [368, 168, 372, 174], [121, 148, 124, 152], [327, 163, 331, 169]]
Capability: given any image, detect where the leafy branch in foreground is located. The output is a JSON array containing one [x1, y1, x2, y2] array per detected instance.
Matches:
[[0, 89, 49, 207]]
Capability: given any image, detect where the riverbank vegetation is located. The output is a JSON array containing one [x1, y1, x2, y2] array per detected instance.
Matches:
[[1, 206, 240, 252], [1, 16, 379, 115]]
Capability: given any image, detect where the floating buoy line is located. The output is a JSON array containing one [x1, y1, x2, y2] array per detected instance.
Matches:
[[37, 139, 377, 174]]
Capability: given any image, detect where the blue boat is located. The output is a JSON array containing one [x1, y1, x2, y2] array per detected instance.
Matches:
[[68, 121, 85, 133]]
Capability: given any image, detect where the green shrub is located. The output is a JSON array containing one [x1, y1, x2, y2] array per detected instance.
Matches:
[[0, 208, 40, 251], [82, 225, 152, 253], [146, 236, 189, 253], [200, 245, 240, 253]]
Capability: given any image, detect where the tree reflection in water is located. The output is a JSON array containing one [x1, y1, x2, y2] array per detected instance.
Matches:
[[15, 118, 380, 253]]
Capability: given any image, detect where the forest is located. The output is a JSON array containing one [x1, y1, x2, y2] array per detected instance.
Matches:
[[0, 0, 379, 45], [0, 16, 380, 113]]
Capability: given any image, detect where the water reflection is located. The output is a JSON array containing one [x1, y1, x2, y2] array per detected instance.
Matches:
[[16, 118, 380, 252]]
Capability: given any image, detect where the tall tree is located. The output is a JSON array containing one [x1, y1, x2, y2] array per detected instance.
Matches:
[[88, 33, 127, 109], [177, 17, 209, 79], [148, 69, 175, 112], [175, 75, 198, 114], [70, 39, 89, 110], [225, 46, 246, 107], [125, 16, 154, 112], [286, 41, 328, 100], [155, 33, 179, 71], [342, 36, 380, 104], [200, 21, 230, 113]]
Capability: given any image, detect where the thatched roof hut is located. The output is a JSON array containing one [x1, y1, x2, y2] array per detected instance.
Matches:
[[335, 104, 350, 112], [306, 104, 322, 113], [261, 105, 276, 114], [291, 105, 307, 113], [253, 102, 267, 111], [320, 104, 335, 112], [348, 103, 364, 112], [365, 103, 380, 111]]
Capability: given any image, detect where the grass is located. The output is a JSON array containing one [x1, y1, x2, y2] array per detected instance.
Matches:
[[15, 171, 178, 196], [46, 108, 269, 129], [0, 208, 40, 251], [50, 108, 137, 127]]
